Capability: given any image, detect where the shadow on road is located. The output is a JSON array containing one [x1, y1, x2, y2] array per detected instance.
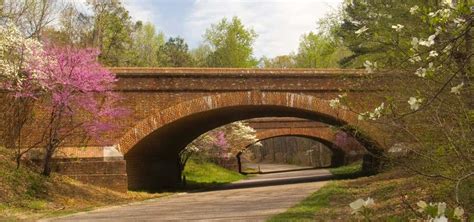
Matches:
[[242, 166, 329, 175], [212, 174, 335, 191]]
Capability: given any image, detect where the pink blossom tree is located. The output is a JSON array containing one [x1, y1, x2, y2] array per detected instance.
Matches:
[[31, 46, 124, 176], [213, 131, 230, 159]]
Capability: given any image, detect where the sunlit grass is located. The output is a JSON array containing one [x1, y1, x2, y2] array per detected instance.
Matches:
[[183, 159, 247, 189], [268, 182, 347, 222]]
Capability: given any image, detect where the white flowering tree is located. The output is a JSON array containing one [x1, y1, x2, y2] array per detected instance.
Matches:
[[326, 0, 472, 215], [183, 121, 261, 161], [0, 23, 45, 167], [177, 133, 216, 185], [177, 121, 261, 185], [220, 121, 262, 157]]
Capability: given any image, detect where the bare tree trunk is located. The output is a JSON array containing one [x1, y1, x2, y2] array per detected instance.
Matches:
[[41, 145, 54, 176]]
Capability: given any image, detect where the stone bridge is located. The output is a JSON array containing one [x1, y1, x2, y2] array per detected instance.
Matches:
[[42, 68, 392, 192]]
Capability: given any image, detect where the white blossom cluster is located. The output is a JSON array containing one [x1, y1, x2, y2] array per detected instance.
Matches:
[[417, 201, 464, 222], [355, 4, 466, 116], [349, 197, 465, 221], [358, 102, 385, 120], [0, 23, 45, 89], [407, 4, 465, 102], [408, 97, 423, 111], [363, 60, 377, 74], [349, 197, 375, 215], [329, 93, 347, 109], [230, 121, 259, 143], [391, 24, 404, 32]]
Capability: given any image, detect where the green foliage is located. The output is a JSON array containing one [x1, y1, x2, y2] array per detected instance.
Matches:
[[295, 32, 350, 68], [190, 44, 212, 67], [336, 0, 440, 68], [260, 55, 296, 68], [129, 21, 165, 66], [183, 159, 246, 189], [329, 161, 364, 179], [329, 0, 473, 212], [204, 16, 258, 67], [268, 182, 347, 222], [262, 8, 350, 69], [159, 37, 193, 67], [88, 0, 135, 66]]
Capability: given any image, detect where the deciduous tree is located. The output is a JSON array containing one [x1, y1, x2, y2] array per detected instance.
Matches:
[[87, 0, 134, 66], [204, 17, 258, 67], [32, 46, 124, 176], [158, 37, 192, 67], [328, 0, 473, 210], [129, 21, 165, 67]]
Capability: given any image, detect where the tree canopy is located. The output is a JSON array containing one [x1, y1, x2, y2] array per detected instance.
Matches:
[[204, 16, 258, 68]]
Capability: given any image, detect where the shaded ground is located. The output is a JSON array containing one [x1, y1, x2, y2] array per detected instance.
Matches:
[[44, 166, 331, 222], [0, 147, 164, 221]]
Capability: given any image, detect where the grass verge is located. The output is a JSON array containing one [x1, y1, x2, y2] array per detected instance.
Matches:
[[269, 164, 472, 221], [183, 159, 247, 189], [268, 182, 347, 222], [329, 161, 366, 179]]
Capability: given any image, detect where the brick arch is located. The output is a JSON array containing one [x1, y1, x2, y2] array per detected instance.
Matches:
[[117, 91, 385, 156], [250, 128, 366, 154], [244, 128, 355, 167]]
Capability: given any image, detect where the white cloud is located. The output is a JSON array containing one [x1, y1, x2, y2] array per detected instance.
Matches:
[[123, 0, 157, 24], [185, 0, 343, 58]]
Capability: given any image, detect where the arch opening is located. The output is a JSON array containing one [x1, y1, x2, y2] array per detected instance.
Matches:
[[120, 92, 386, 191], [246, 134, 364, 168], [246, 135, 344, 168]]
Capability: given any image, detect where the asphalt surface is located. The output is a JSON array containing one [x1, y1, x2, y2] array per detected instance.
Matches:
[[45, 164, 331, 222]]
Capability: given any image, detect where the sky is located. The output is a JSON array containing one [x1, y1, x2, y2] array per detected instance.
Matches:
[[89, 0, 344, 58]]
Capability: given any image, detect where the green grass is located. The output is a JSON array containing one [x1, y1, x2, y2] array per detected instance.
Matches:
[[183, 159, 247, 189], [267, 162, 380, 221], [329, 161, 365, 179], [268, 182, 347, 222]]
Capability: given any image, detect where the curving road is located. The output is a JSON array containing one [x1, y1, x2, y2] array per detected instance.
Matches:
[[45, 165, 331, 222]]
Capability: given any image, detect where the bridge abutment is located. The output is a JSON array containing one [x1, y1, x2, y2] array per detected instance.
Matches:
[[125, 156, 181, 191], [52, 158, 128, 192]]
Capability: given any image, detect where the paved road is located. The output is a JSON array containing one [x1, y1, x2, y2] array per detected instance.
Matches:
[[46, 165, 331, 222], [242, 163, 314, 173]]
